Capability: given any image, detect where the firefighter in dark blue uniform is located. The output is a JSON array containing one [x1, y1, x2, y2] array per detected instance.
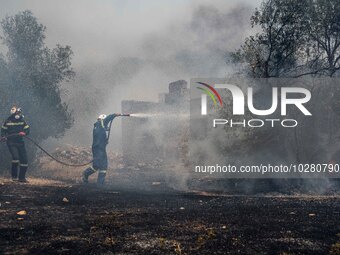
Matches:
[[1, 106, 30, 182], [82, 113, 121, 185]]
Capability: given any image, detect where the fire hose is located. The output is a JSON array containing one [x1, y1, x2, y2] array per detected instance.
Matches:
[[0, 114, 131, 167], [0, 134, 93, 167]]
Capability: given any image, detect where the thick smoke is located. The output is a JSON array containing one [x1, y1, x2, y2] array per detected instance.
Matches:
[[59, 2, 255, 190], [0, 1, 262, 191], [53, 1, 255, 150]]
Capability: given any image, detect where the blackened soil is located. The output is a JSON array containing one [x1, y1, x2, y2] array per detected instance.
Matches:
[[0, 178, 339, 255]]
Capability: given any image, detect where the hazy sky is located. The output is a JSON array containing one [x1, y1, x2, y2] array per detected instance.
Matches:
[[0, 0, 262, 101], [0, 0, 261, 65]]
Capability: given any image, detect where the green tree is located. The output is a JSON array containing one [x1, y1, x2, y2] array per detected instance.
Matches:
[[0, 10, 74, 170], [232, 0, 340, 78], [231, 0, 309, 78], [303, 0, 340, 77]]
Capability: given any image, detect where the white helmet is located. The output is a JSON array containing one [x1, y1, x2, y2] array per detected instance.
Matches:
[[98, 114, 107, 120]]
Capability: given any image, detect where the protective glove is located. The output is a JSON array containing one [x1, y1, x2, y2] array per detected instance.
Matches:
[[18, 132, 26, 136]]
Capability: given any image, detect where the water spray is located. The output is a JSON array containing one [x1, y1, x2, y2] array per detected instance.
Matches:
[[129, 113, 189, 119]]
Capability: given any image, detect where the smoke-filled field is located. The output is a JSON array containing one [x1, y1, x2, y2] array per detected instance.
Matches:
[[1, 178, 339, 255], [1, 0, 340, 254]]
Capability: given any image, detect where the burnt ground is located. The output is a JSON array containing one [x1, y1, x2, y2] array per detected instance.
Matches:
[[0, 178, 340, 255]]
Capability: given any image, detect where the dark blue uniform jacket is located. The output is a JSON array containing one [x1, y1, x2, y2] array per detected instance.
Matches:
[[1, 114, 30, 144], [92, 114, 116, 170]]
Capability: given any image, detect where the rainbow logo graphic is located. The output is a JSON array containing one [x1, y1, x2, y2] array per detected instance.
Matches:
[[196, 82, 223, 108]]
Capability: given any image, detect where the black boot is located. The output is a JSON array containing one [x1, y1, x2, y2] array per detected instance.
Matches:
[[18, 164, 28, 182], [82, 167, 95, 183], [11, 160, 19, 180], [97, 170, 107, 186]]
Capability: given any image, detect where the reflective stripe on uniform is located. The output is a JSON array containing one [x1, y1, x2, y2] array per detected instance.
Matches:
[[1, 126, 8, 129], [20, 164, 28, 167], [99, 170, 107, 174], [12, 160, 20, 163], [90, 166, 97, 172], [6, 122, 25, 126], [24, 125, 29, 129]]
